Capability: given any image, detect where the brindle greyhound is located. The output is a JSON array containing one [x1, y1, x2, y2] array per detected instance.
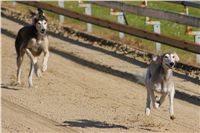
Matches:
[[15, 8, 49, 87], [145, 52, 179, 120]]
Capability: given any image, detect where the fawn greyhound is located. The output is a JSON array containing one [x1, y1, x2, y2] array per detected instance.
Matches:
[[145, 52, 179, 120]]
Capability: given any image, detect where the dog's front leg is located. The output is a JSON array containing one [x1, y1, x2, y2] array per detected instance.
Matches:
[[25, 49, 41, 77], [157, 93, 168, 107], [25, 49, 42, 87], [26, 49, 36, 87], [169, 88, 175, 120], [42, 50, 49, 72]]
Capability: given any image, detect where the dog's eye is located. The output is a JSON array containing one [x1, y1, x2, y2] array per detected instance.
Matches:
[[172, 55, 175, 58], [164, 55, 168, 58], [44, 22, 47, 25]]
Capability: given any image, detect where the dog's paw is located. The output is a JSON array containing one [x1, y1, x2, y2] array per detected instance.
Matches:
[[42, 64, 47, 72], [155, 102, 160, 109], [28, 81, 33, 88], [170, 115, 175, 120], [145, 108, 151, 116]]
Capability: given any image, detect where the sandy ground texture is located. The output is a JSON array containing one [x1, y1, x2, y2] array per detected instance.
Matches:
[[1, 16, 200, 133]]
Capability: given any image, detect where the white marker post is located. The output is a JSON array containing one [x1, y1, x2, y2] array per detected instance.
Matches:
[[153, 22, 161, 52], [195, 34, 200, 64], [188, 31, 200, 64], [12, 0, 16, 6], [146, 21, 161, 52], [58, 0, 64, 24], [110, 9, 125, 39], [118, 13, 125, 39], [79, 1, 92, 32], [142, 0, 161, 52], [183, 5, 200, 64]]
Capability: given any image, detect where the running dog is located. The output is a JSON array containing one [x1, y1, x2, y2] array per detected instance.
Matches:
[[145, 52, 179, 120], [15, 8, 49, 87]]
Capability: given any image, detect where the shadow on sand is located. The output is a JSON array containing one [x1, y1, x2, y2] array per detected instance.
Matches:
[[61, 119, 128, 130]]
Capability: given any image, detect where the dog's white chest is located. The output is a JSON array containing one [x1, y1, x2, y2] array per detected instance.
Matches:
[[27, 39, 43, 56], [28, 38, 45, 51], [33, 40, 43, 51]]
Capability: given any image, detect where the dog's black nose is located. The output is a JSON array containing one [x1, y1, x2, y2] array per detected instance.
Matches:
[[170, 62, 174, 67], [41, 29, 45, 33]]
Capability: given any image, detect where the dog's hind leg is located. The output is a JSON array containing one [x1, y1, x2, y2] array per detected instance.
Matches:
[[16, 51, 25, 84], [145, 89, 151, 116], [28, 61, 34, 87]]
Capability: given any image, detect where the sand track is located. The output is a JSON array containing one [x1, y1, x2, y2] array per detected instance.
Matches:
[[1, 16, 200, 133]]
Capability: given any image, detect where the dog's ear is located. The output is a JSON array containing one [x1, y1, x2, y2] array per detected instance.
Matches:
[[152, 55, 158, 62], [152, 55, 162, 64], [37, 8, 45, 16], [172, 52, 179, 62], [29, 9, 38, 25]]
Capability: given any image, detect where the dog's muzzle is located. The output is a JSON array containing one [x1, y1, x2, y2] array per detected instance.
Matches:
[[165, 62, 175, 69], [169, 62, 175, 67], [166, 62, 175, 68], [40, 29, 46, 34]]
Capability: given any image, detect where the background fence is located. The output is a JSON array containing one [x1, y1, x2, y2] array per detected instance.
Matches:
[[16, 1, 200, 64]]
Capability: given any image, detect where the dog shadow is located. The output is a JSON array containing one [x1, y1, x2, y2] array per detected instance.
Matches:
[[1, 83, 22, 91], [60, 119, 128, 130]]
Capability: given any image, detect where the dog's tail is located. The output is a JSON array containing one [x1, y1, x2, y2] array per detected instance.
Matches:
[[135, 69, 147, 85]]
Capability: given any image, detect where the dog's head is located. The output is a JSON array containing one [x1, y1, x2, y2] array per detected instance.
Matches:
[[152, 52, 179, 69], [31, 8, 48, 35], [161, 52, 179, 69]]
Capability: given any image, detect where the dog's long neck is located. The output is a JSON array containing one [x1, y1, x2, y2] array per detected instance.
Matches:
[[36, 32, 46, 40], [160, 65, 173, 81]]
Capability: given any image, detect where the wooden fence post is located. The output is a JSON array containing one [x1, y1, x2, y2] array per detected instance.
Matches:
[[78, 1, 92, 33], [58, 0, 64, 24], [110, 9, 125, 39]]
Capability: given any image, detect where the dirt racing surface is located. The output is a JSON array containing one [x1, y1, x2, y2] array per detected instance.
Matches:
[[1, 13, 200, 133]]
